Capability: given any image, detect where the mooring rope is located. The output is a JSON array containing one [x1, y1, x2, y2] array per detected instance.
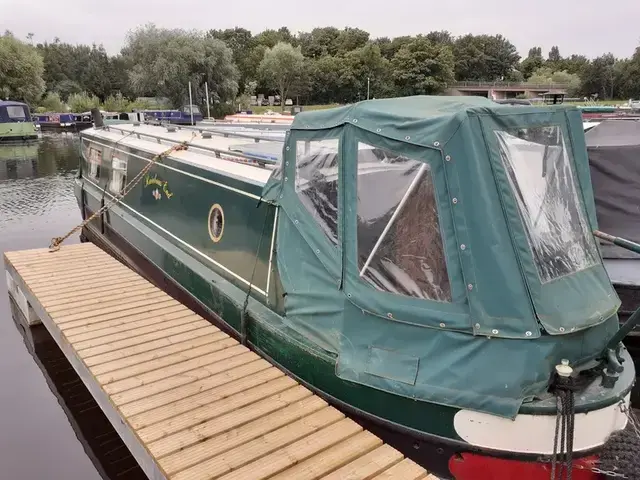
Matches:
[[550, 374, 577, 480], [49, 132, 196, 252]]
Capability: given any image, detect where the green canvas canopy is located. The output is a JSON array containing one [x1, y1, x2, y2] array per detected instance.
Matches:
[[262, 96, 620, 418]]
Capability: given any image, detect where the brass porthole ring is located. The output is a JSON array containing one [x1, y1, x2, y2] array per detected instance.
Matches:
[[208, 204, 224, 243]]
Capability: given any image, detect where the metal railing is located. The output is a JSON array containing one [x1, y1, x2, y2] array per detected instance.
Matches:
[[451, 81, 570, 89], [102, 125, 280, 168]]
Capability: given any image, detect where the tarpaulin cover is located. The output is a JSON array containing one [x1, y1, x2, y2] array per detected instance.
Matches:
[[586, 119, 640, 260], [0, 101, 30, 123], [262, 96, 620, 418]]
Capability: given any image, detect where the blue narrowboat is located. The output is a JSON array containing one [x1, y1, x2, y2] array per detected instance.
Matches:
[[33, 112, 93, 132], [142, 105, 203, 125]]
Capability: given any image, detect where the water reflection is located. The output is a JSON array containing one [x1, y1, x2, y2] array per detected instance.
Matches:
[[9, 300, 147, 480], [0, 133, 147, 480]]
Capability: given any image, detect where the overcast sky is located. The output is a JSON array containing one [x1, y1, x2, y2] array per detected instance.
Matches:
[[2, 0, 639, 59]]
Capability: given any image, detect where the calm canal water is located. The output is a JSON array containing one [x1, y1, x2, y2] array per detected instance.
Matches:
[[0, 133, 146, 480]]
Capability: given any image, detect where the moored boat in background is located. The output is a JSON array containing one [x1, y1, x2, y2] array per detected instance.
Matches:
[[75, 96, 638, 479], [0, 101, 38, 143]]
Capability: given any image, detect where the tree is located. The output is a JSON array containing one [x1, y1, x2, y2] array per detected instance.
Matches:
[[258, 42, 306, 111], [335, 27, 370, 55], [67, 91, 100, 112], [520, 46, 544, 79], [527, 67, 581, 95], [103, 92, 131, 112], [337, 44, 392, 102], [453, 34, 520, 81], [616, 46, 640, 99], [39, 92, 65, 112], [579, 53, 619, 99], [123, 24, 239, 108], [391, 37, 455, 96], [0, 33, 45, 105], [298, 27, 341, 58], [548, 46, 561, 63], [208, 27, 255, 92]]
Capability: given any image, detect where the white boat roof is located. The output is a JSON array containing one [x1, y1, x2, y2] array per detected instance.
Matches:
[[83, 123, 279, 186]]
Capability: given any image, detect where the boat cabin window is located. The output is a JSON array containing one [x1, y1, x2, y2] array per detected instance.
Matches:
[[87, 147, 102, 180], [2, 105, 29, 122], [356, 143, 451, 302], [495, 126, 599, 283], [295, 139, 339, 245], [181, 105, 201, 115], [108, 156, 128, 195]]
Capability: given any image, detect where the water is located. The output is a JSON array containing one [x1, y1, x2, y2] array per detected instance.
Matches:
[[0, 134, 146, 480]]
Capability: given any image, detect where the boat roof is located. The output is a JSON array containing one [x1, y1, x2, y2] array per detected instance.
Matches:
[[82, 123, 281, 186], [0, 100, 28, 107], [290, 95, 578, 146], [585, 118, 640, 147]]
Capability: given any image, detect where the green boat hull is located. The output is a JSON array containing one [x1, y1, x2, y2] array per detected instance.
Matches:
[[0, 122, 38, 143]]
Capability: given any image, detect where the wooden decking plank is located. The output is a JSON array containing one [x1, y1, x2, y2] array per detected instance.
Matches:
[[60, 303, 189, 332], [78, 320, 212, 359], [43, 282, 158, 309], [71, 313, 201, 350], [127, 366, 283, 427], [270, 430, 382, 480], [372, 458, 431, 480], [90, 331, 229, 376], [46, 285, 160, 314], [96, 337, 238, 385], [214, 419, 365, 480], [64, 310, 200, 343], [83, 326, 215, 367], [50, 289, 168, 318], [319, 444, 404, 480], [28, 269, 141, 296], [138, 376, 298, 443], [146, 386, 313, 458], [4, 243, 431, 480], [36, 277, 149, 304], [110, 351, 259, 407], [171, 407, 345, 480], [161, 398, 330, 477], [23, 263, 127, 287], [55, 296, 178, 325]]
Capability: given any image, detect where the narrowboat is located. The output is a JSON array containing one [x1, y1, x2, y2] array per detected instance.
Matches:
[[0, 101, 38, 143], [75, 96, 638, 479], [586, 118, 640, 394], [33, 112, 94, 132], [142, 105, 203, 125]]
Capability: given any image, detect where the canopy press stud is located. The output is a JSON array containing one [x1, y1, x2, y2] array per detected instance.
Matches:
[[460, 244, 466, 250], [492, 329, 499, 335], [468, 284, 473, 291], [474, 323, 481, 329], [526, 331, 533, 337], [445, 155, 451, 161], [452, 198, 458, 204], [440, 323, 446, 328]]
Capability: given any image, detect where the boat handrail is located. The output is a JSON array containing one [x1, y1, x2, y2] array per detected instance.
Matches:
[[175, 124, 286, 143], [101, 125, 279, 168]]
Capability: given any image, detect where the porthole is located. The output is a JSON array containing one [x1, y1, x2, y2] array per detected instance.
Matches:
[[208, 204, 224, 243]]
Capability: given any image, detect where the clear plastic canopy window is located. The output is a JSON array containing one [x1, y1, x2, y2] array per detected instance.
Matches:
[[356, 143, 451, 302], [495, 126, 599, 283]]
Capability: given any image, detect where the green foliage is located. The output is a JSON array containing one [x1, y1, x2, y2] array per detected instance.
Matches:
[[391, 37, 455, 96], [39, 92, 65, 112], [67, 91, 100, 112], [453, 34, 520, 81], [23, 24, 640, 107], [124, 24, 239, 108], [527, 67, 581, 96], [103, 92, 130, 112], [0, 33, 45, 105], [259, 42, 306, 111]]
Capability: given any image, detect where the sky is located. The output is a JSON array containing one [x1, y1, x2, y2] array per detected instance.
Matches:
[[2, 0, 639, 59]]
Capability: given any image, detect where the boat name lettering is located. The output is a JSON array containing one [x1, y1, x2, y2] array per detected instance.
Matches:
[[144, 174, 173, 199]]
